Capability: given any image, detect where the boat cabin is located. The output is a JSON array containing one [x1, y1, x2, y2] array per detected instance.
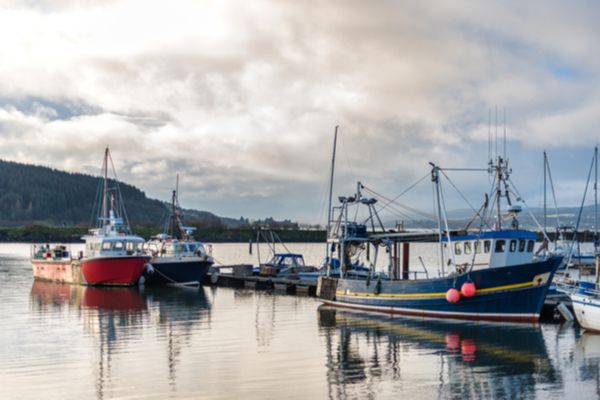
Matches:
[[149, 238, 209, 257], [258, 253, 305, 276], [264, 253, 306, 268], [83, 211, 145, 258], [84, 236, 145, 258], [443, 230, 537, 270]]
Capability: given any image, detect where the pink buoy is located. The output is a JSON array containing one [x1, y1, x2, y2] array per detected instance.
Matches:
[[461, 339, 477, 362], [461, 282, 477, 298], [446, 288, 461, 303], [445, 333, 460, 352]]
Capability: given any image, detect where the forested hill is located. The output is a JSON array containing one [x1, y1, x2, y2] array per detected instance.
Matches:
[[0, 159, 224, 227]]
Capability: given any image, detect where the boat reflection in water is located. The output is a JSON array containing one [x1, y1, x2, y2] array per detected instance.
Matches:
[[318, 306, 557, 399], [29, 281, 211, 399], [142, 285, 212, 390]]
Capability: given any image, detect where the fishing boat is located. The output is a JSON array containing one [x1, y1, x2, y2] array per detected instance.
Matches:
[[569, 281, 600, 332], [318, 149, 562, 322], [31, 244, 81, 283], [555, 147, 600, 330], [80, 147, 150, 286], [143, 180, 213, 286]]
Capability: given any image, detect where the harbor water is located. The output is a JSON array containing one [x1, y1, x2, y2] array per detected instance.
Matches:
[[1, 243, 600, 399]]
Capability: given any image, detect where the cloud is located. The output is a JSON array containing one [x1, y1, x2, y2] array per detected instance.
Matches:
[[0, 0, 598, 222]]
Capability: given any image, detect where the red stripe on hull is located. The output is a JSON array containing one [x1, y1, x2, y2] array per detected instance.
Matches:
[[322, 300, 540, 323], [31, 260, 79, 284], [81, 256, 150, 286]]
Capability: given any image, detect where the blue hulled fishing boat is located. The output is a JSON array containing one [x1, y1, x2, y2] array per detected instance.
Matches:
[[319, 152, 562, 323]]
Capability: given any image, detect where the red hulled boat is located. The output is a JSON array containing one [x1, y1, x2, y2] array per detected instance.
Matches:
[[80, 147, 150, 286]]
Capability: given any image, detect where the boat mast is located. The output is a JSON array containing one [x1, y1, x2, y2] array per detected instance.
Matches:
[[595, 146, 598, 253], [495, 157, 503, 230], [170, 187, 177, 238], [432, 164, 455, 273], [326, 126, 338, 275], [543, 151, 547, 236], [100, 146, 109, 227], [431, 163, 445, 275]]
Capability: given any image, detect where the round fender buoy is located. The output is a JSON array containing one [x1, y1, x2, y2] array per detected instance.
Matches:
[[446, 288, 461, 303], [461, 282, 477, 298]]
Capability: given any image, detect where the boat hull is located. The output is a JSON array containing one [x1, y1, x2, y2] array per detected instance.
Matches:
[[31, 259, 82, 284], [80, 256, 150, 286], [144, 258, 212, 285], [571, 293, 600, 332], [324, 257, 563, 323]]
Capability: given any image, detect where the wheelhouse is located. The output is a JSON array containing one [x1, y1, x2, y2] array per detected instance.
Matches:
[[85, 236, 145, 258], [443, 230, 537, 269]]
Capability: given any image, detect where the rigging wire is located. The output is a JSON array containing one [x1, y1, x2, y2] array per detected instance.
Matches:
[[439, 169, 483, 221], [107, 150, 132, 233], [364, 184, 470, 228], [506, 178, 552, 243], [371, 173, 430, 216], [371, 200, 438, 231], [559, 152, 597, 269], [362, 185, 438, 221], [545, 155, 562, 229], [89, 153, 107, 228]]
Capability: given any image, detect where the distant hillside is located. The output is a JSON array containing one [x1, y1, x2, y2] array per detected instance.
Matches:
[[387, 204, 600, 231], [0, 159, 233, 227]]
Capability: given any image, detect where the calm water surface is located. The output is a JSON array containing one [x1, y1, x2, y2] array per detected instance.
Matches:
[[1, 243, 599, 399]]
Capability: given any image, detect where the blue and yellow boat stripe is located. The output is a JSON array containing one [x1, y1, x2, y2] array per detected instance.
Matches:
[[336, 281, 534, 299]]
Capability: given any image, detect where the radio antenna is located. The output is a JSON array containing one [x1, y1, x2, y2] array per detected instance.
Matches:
[[495, 105, 498, 160], [503, 108, 507, 159]]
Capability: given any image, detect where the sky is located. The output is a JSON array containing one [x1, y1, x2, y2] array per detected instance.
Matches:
[[0, 0, 599, 224]]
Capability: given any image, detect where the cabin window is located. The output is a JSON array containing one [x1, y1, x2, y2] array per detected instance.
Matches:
[[464, 242, 472, 255], [527, 240, 534, 252], [454, 243, 462, 255], [126, 242, 134, 251], [509, 240, 517, 252], [484, 240, 491, 253], [495, 240, 506, 253], [518, 239, 526, 252], [113, 241, 124, 250], [474, 241, 482, 254], [101, 242, 112, 250]]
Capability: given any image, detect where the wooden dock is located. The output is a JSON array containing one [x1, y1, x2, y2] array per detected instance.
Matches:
[[202, 264, 317, 296]]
